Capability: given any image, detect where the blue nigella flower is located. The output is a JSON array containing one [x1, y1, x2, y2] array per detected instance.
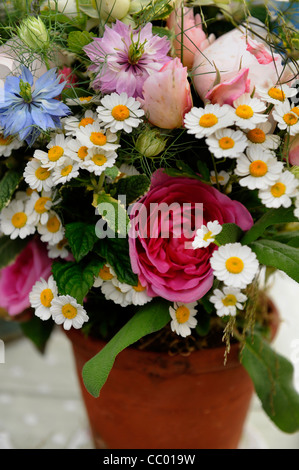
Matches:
[[0, 66, 71, 146]]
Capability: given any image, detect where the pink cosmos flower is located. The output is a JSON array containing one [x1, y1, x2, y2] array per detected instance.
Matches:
[[140, 58, 193, 129], [166, 7, 215, 69], [0, 238, 52, 316], [83, 21, 171, 98], [129, 170, 253, 303]]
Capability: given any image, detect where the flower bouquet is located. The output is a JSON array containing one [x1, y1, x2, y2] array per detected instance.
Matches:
[[0, 0, 299, 448]]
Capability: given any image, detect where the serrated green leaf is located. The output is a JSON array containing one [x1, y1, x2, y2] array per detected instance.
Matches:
[[112, 175, 150, 204], [67, 30, 94, 55], [0, 170, 23, 211], [82, 299, 171, 397], [241, 332, 299, 433], [105, 166, 120, 180], [65, 222, 98, 262], [0, 236, 29, 269], [96, 192, 130, 238], [249, 239, 299, 282], [215, 223, 243, 245]]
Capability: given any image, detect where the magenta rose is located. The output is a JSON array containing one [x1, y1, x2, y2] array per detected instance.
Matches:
[[0, 238, 52, 316], [129, 171, 253, 303]]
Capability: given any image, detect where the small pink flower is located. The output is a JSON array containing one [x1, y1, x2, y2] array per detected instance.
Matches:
[[205, 68, 251, 106], [0, 238, 52, 316], [167, 7, 214, 69], [288, 134, 299, 166], [246, 38, 279, 65], [141, 58, 192, 129], [58, 67, 78, 88]]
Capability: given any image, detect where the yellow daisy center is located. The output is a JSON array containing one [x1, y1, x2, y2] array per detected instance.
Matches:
[[99, 265, 114, 281], [111, 105, 130, 121], [11, 212, 27, 228], [90, 132, 107, 146], [199, 113, 218, 128], [133, 280, 146, 292], [0, 134, 12, 146], [92, 154, 107, 166], [26, 188, 36, 196], [61, 303, 78, 319], [79, 117, 94, 127], [247, 128, 266, 144], [203, 230, 213, 241], [249, 160, 268, 177], [77, 146, 88, 160], [270, 182, 286, 198], [60, 164, 73, 177], [35, 167, 51, 181], [283, 113, 298, 126], [48, 145, 64, 162], [175, 305, 190, 324], [222, 294, 237, 307], [40, 288, 54, 308], [47, 215, 60, 233], [225, 256, 244, 274], [268, 87, 285, 102], [235, 104, 254, 119], [211, 175, 225, 183], [218, 137, 235, 149], [34, 197, 51, 214], [79, 96, 92, 103], [291, 106, 299, 117]]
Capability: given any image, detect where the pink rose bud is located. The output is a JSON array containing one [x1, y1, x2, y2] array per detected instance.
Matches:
[[167, 7, 214, 69], [205, 68, 251, 106], [141, 58, 193, 129]]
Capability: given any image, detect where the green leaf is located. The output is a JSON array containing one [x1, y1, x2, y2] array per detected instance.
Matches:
[[0, 170, 23, 211], [241, 332, 299, 433], [96, 192, 130, 238], [65, 222, 98, 262], [272, 230, 299, 248], [0, 236, 29, 269], [249, 239, 299, 282], [20, 316, 54, 353], [241, 207, 297, 245], [67, 30, 95, 55], [215, 223, 243, 245], [112, 174, 150, 204], [82, 299, 171, 397], [105, 166, 120, 180], [94, 237, 138, 286], [52, 257, 104, 304]]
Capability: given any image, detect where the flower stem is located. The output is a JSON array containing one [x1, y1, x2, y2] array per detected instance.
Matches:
[[211, 153, 220, 191]]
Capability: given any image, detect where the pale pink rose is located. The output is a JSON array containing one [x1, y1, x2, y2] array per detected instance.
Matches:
[[141, 58, 193, 129], [0, 238, 52, 316], [288, 134, 299, 166], [167, 7, 215, 69], [246, 38, 279, 65], [205, 68, 251, 106], [129, 170, 253, 303], [193, 27, 296, 104]]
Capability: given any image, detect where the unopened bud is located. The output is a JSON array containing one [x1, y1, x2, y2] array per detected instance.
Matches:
[[18, 16, 50, 51], [135, 129, 167, 158]]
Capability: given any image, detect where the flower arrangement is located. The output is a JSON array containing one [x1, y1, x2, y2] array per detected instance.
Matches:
[[0, 0, 299, 438]]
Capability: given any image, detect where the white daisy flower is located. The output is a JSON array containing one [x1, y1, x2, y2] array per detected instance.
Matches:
[[0, 197, 36, 239], [38, 210, 65, 245], [210, 286, 247, 317], [245, 121, 281, 151], [294, 195, 299, 220], [97, 92, 145, 134], [192, 220, 222, 249], [47, 239, 69, 259], [169, 302, 198, 338], [0, 130, 23, 157], [62, 109, 98, 136], [50, 295, 89, 330], [29, 275, 58, 321], [257, 81, 297, 105], [118, 279, 152, 306], [80, 148, 117, 176], [64, 138, 90, 165], [34, 134, 74, 170], [210, 242, 259, 288], [93, 264, 115, 288], [26, 190, 53, 225], [232, 93, 268, 130], [23, 158, 54, 192], [272, 102, 299, 136], [184, 104, 235, 139], [66, 95, 101, 107], [101, 278, 131, 307], [234, 146, 284, 190], [205, 128, 248, 159], [52, 158, 80, 186], [258, 170, 298, 209], [76, 122, 120, 151], [210, 170, 230, 186]]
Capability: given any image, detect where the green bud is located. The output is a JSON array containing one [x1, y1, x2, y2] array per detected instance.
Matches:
[[19, 80, 32, 103], [18, 16, 50, 51], [290, 166, 299, 180], [135, 129, 167, 158]]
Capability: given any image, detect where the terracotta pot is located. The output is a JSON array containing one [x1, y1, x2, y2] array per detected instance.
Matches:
[[65, 299, 279, 450]]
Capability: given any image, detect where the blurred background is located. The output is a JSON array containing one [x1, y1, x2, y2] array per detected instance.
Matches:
[[0, 270, 299, 449]]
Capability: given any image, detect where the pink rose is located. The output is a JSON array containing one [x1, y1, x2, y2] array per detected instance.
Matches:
[[0, 238, 52, 316], [141, 58, 193, 129], [288, 134, 299, 166], [129, 171, 253, 303], [193, 27, 296, 104], [205, 68, 251, 106], [167, 7, 215, 69]]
